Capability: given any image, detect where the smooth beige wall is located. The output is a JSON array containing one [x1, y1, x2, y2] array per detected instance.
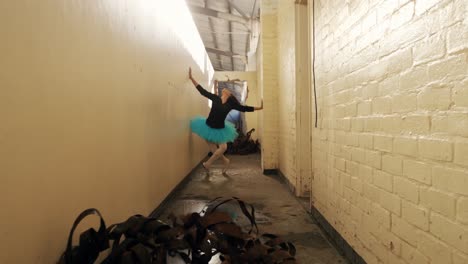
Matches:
[[311, 0, 468, 263], [0, 0, 213, 262], [213, 71, 260, 140]]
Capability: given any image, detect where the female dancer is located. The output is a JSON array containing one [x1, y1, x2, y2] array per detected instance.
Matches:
[[188, 67, 263, 174]]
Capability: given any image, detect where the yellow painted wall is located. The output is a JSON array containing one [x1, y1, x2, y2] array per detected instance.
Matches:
[[259, 0, 279, 170], [295, 3, 312, 197], [256, 37, 264, 145], [213, 71, 260, 140], [311, 0, 468, 263], [262, 1, 310, 196], [277, 0, 298, 190], [0, 0, 213, 262]]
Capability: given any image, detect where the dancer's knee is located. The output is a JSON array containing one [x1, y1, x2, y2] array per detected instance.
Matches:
[[219, 143, 227, 152]]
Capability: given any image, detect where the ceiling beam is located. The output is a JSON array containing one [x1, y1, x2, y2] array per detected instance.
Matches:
[[197, 30, 249, 35], [251, 0, 258, 18], [228, 3, 234, 71], [205, 0, 223, 71], [208, 17, 223, 70], [244, 32, 250, 68], [188, 4, 250, 28], [205, 47, 245, 58], [226, 0, 249, 20]]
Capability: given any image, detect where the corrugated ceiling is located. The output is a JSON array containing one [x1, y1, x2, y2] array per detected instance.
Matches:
[[186, 0, 259, 71]]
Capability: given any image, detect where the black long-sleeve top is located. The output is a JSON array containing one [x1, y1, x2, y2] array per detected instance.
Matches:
[[196, 84, 254, 128]]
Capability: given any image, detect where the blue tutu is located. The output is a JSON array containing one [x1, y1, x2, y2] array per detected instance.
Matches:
[[190, 116, 238, 143]]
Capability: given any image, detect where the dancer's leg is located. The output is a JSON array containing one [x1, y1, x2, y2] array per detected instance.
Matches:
[[221, 155, 230, 174], [203, 143, 227, 168], [202, 141, 218, 172], [205, 140, 229, 162], [206, 140, 218, 154], [204, 141, 230, 172]]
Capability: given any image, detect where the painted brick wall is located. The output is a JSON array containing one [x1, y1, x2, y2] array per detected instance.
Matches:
[[260, 0, 279, 170], [277, 0, 298, 187], [311, 0, 468, 263]]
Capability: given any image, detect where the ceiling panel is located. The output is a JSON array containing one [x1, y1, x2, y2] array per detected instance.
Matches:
[[186, 0, 259, 71]]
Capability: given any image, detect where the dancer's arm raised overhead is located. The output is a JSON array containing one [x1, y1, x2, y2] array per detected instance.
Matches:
[[189, 67, 218, 101]]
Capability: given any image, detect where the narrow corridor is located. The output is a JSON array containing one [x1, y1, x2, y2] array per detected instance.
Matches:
[[156, 154, 347, 264], [2, 0, 468, 263]]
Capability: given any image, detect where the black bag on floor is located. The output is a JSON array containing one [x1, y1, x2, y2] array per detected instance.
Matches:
[[59, 198, 296, 263], [201, 197, 296, 264], [58, 208, 109, 264], [227, 129, 259, 155], [101, 215, 173, 264]]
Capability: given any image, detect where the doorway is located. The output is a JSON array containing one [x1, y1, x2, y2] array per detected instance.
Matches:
[[217, 80, 249, 134]]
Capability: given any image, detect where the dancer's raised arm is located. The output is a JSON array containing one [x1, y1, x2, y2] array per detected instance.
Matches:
[[188, 67, 198, 86], [189, 67, 218, 101]]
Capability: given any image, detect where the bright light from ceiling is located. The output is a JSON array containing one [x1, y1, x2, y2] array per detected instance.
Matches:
[[157, 0, 207, 73], [156, 0, 215, 108]]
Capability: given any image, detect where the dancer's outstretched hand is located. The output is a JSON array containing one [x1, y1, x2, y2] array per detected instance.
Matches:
[[254, 99, 263, 111], [188, 67, 198, 86]]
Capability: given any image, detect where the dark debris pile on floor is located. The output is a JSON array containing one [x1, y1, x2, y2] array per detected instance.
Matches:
[[60, 197, 297, 264], [61, 154, 347, 264]]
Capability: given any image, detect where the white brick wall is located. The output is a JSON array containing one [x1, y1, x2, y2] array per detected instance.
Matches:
[[310, 0, 468, 263]]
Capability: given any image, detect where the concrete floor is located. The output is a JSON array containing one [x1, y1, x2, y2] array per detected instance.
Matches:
[[157, 154, 347, 264]]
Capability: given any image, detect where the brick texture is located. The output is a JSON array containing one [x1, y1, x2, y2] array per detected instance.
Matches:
[[257, 0, 468, 262], [307, 0, 468, 263]]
